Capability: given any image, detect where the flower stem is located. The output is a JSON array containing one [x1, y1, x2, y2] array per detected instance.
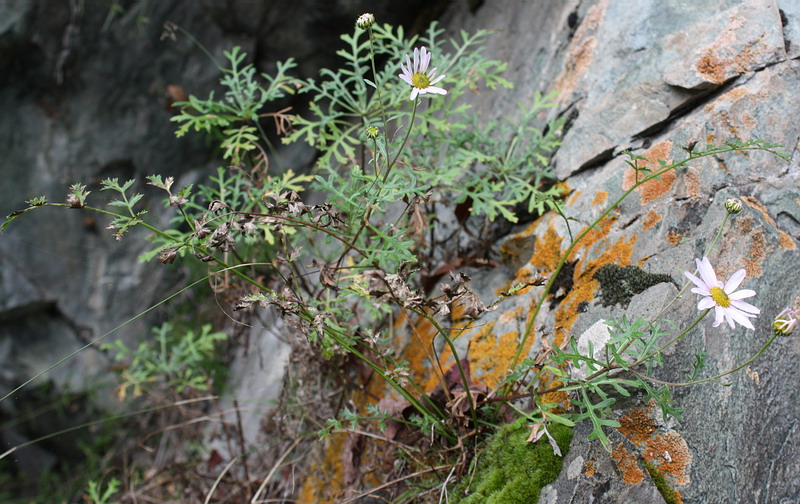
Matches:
[[629, 331, 779, 387]]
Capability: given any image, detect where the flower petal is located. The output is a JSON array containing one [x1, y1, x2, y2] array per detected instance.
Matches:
[[731, 299, 760, 315], [728, 289, 755, 300], [724, 269, 746, 294], [425, 86, 447, 95], [691, 286, 711, 296], [723, 309, 736, 329], [727, 307, 755, 330], [399, 73, 413, 85], [684, 271, 707, 291], [697, 257, 718, 288], [406, 53, 413, 74], [698, 297, 716, 310], [409, 87, 419, 100], [429, 73, 445, 85], [713, 306, 725, 327], [413, 47, 419, 72]]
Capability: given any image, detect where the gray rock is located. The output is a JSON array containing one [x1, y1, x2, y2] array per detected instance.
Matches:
[[442, 0, 800, 502]]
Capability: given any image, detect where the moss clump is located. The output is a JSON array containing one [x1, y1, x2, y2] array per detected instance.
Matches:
[[452, 420, 573, 504], [593, 264, 676, 307], [643, 461, 682, 504]]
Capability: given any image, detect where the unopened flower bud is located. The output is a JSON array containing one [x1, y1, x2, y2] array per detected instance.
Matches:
[[356, 13, 375, 30], [724, 198, 742, 215], [365, 125, 380, 139], [773, 307, 799, 336]]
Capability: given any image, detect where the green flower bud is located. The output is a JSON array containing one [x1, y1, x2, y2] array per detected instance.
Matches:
[[365, 126, 380, 139], [356, 13, 375, 30], [724, 198, 742, 215]]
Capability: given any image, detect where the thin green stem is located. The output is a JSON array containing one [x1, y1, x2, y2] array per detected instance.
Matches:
[[367, 27, 389, 133], [629, 331, 779, 387], [510, 146, 760, 375], [0, 275, 218, 405], [632, 310, 708, 367], [650, 213, 731, 324], [410, 308, 477, 427], [386, 99, 418, 179], [534, 310, 710, 398], [0, 396, 218, 460]]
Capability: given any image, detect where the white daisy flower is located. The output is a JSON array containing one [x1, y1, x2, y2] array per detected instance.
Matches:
[[399, 46, 447, 100], [684, 257, 760, 330]]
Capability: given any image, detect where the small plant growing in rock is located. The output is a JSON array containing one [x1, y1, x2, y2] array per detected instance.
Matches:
[[1, 11, 794, 504]]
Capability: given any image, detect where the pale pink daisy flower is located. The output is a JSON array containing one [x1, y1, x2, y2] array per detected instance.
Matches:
[[684, 257, 760, 330], [399, 46, 446, 100]]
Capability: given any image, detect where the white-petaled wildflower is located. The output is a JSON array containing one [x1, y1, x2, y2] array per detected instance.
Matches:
[[773, 307, 799, 336], [356, 13, 374, 30], [684, 257, 760, 330], [399, 46, 446, 100]]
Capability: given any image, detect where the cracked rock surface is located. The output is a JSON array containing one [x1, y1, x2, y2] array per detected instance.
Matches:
[[443, 0, 799, 502]]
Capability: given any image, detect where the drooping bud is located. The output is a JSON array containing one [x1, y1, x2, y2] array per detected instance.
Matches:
[[356, 13, 375, 30], [724, 197, 742, 215], [773, 307, 799, 336]]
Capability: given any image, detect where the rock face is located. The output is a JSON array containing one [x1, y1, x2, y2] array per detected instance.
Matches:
[[0, 0, 444, 478], [3, 0, 799, 502], [439, 0, 800, 502]]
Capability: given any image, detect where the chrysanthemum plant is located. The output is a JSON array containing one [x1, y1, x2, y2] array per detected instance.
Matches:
[[1, 13, 795, 474]]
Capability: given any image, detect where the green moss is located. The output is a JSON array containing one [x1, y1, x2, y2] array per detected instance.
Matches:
[[643, 461, 681, 504], [593, 264, 676, 307], [453, 420, 573, 504]]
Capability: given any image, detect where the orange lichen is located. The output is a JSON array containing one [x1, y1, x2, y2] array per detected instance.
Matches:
[[641, 432, 692, 486], [539, 373, 571, 412], [638, 254, 654, 267], [502, 266, 540, 297], [618, 407, 659, 444], [682, 167, 702, 199], [584, 460, 597, 477], [468, 328, 517, 389], [696, 50, 725, 84], [568, 190, 583, 206], [498, 305, 525, 324], [715, 85, 750, 105], [622, 142, 677, 204], [615, 402, 693, 489], [611, 444, 645, 485], [530, 225, 566, 272], [399, 313, 439, 392], [666, 229, 683, 245], [553, 217, 637, 346], [553, 0, 607, 101], [297, 433, 347, 504], [742, 195, 797, 251], [743, 227, 769, 278], [643, 209, 662, 231], [592, 190, 608, 207]]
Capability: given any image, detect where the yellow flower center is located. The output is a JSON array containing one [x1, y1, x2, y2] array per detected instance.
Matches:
[[411, 72, 430, 89], [710, 286, 731, 308]]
